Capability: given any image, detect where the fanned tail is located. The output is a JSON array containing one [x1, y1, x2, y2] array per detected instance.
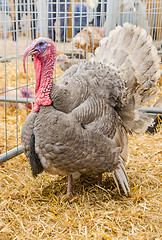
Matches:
[[92, 23, 160, 133]]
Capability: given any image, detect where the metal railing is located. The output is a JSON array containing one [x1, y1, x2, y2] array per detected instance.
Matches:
[[0, 96, 34, 104], [0, 146, 24, 164], [0, 96, 161, 164]]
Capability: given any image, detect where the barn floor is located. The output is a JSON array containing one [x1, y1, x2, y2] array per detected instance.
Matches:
[[0, 131, 161, 239], [0, 36, 162, 240]]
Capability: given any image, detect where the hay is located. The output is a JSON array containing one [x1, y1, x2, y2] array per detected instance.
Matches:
[[0, 52, 162, 240], [159, 63, 162, 86], [0, 132, 161, 239]]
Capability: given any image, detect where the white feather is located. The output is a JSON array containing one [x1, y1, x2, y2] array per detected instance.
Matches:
[[92, 23, 160, 133]]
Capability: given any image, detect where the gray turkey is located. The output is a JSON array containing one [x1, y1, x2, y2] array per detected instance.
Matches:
[[22, 23, 160, 197]]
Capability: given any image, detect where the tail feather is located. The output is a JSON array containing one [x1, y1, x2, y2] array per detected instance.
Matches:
[[92, 23, 160, 133], [112, 158, 130, 196], [29, 134, 44, 177]]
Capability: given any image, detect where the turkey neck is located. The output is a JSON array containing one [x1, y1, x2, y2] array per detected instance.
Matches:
[[34, 55, 54, 95], [34, 55, 55, 111]]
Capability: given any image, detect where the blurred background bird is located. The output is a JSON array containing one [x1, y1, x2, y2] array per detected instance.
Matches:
[[73, 26, 105, 58], [0, 86, 33, 109]]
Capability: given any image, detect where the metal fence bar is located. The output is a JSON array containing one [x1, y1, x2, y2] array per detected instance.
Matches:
[[0, 49, 160, 62], [0, 96, 34, 103], [139, 107, 162, 114], [0, 107, 161, 164], [0, 145, 23, 163], [0, 54, 23, 62], [0, 95, 161, 113], [0, 94, 161, 114]]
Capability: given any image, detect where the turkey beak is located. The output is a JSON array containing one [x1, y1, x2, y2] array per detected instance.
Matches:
[[23, 42, 38, 74]]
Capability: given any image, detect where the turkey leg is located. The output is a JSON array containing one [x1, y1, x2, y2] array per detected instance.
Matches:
[[67, 174, 73, 198], [98, 173, 102, 185]]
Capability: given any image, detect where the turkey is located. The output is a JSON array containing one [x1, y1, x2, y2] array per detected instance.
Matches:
[[73, 26, 105, 58], [56, 54, 85, 72], [0, 86, 33, 109], [22, 23, 160, 197]]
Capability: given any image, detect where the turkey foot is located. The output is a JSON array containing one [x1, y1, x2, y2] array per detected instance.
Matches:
[[67, 174, 73, 198], [98, 173, 102, 185]]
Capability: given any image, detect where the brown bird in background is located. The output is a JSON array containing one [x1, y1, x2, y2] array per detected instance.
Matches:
[[73, 26, 105, 58]]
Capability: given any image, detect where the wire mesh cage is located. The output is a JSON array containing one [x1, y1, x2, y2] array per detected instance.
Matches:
[[0, 0, 162, 162]]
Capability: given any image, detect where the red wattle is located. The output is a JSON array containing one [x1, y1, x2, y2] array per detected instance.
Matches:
[[34, 103, 40, 112], [34, 55, 42, 95]]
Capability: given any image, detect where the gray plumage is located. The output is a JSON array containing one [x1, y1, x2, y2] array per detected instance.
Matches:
[[21, 23, 160, 196]]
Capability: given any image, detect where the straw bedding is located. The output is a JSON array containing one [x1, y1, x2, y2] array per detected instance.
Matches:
[[0, 57, 161, 239]]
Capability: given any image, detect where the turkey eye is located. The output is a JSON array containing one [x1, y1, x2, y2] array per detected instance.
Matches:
[[39, 42, 44, 46]]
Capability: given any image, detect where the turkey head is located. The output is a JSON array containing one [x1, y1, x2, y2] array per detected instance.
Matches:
[[23, 38, 57, 112]]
